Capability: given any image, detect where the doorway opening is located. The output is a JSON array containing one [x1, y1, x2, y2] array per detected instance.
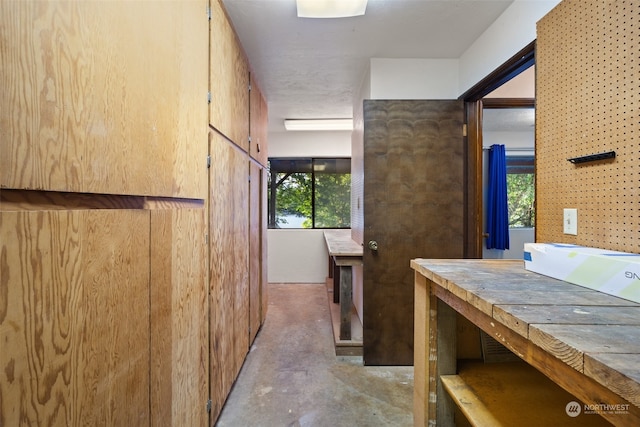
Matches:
[[460, 41, 536, 259]]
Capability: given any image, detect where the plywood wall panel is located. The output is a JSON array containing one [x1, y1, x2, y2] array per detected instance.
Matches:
[[0, 209, 150, 425], [209, 130, 249, 419], [0, 1, 208, 198], [210, 0, 250, 151], [536, 0, 640, 252], [250, 75, 269, 166], [150, 208, 208, 427]]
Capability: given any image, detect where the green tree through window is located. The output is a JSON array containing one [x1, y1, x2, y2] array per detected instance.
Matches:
[[506, 156, 535, 227], [268, 158, 351, 229]]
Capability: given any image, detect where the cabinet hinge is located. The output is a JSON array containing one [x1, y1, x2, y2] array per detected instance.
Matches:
[[207, 92, 211, 104], [206, 399, 212, 413], [248, 82, 252, 92], [462, 123, 468, 137], [206, 5, 211, 21], [248, 135, 252, 143], [207, 155, 211, 169]]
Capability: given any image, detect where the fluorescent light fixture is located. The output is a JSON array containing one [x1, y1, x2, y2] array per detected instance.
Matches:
[[296, 0, 368, 18], [284, 119, 353, 131]]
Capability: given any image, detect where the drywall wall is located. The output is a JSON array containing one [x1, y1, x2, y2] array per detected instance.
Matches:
[[370, 58, 460, 100], [267, 229, 329, 283], [268, 131, 352, 158], [459, 0, 561, 94]]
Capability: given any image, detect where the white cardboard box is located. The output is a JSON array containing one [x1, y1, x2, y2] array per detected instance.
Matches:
[[523, 243, 640, 304]]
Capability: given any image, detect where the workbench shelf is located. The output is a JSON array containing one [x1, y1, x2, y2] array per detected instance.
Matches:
[[442, 360, 612, 426]]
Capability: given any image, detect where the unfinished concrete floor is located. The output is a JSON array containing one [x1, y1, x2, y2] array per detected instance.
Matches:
[[215, 283, 414, 427]]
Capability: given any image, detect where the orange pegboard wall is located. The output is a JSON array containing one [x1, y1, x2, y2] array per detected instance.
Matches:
[[536, 0, 639, 253]]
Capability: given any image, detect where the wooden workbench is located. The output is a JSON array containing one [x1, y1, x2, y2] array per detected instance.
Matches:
[[412, 259, 640, 427], [324, 230, 363, 340]]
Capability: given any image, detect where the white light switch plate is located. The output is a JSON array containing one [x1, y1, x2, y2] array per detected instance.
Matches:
[[564, 208, 578, 235]]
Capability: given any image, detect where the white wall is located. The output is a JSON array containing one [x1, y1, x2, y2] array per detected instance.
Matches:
[[484, 228, 535, 260], [267, 229, 330, 283], [268, 130, 352, 158], [458, 0, 561, 94], [370, 58, 460, 99]]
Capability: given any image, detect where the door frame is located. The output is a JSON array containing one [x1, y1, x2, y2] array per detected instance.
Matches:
[[459, 41, 536, 258]]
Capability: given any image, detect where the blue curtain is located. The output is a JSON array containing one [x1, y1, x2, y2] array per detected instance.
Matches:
[[487, 144, 509, 250]]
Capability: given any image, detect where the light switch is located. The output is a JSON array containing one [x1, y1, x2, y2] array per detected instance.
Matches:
[[563, 208, 578, 235]]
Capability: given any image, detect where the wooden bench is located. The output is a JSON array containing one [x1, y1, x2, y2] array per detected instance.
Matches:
[[324, 230, 363, 340], [412, 259, 640, 427]]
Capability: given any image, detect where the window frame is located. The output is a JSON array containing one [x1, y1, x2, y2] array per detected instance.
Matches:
[[267, 157, 351, 229]]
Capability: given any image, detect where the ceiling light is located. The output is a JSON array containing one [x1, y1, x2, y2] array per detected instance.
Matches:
[[296, 0, 368, 18], [284, 119, 353, 131]]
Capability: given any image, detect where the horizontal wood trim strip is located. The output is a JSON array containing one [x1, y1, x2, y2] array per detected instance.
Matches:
[[0, 189, 204, 211]]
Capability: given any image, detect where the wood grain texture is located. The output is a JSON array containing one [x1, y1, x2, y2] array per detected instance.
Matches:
[[260, 163, 268, 324], [249, 161, 261, 344], [362, 100, 464, 365], [210, 0, 250, 151], [1, 210, 83, 426], [494, 304, 640, 338], [80, 210, 150, 426], [536, 0, 640, 252], [530, 324, 640, 372], [150, 208, 207, 427], [0, 189, 146, 211], [412, 259, 640, 426], [249, 74, 268, 166], [0, 209, 150, 426], [585, 353, 640, 408], [209, 131, 249, 420], [0, 0, 208, 198]]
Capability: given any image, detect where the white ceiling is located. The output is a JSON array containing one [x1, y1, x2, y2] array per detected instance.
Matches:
[[221, 0, 516, 132]]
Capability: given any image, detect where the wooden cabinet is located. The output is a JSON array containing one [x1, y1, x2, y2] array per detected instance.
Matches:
[[150, 207, 208, 427], [1, 1, 267, 425], [0, 1, 208, 199], [209, 0, 250, 152], [250, 74, 269, 166], [0, 209, 150, 425]]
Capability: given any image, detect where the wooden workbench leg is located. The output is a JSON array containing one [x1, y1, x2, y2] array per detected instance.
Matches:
[[434, 299, 457, 426], [414, 273, 456, 427], [414, 273, 429, 427], [339, 265, 352, 340], [333, 258, 340, 303]]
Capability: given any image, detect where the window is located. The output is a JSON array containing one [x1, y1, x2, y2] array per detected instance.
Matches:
[[268, 158, 351, 229], [506, 155, 535, 227]]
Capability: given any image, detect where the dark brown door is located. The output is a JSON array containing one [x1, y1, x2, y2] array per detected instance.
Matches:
[[363, 100, 465, 365]]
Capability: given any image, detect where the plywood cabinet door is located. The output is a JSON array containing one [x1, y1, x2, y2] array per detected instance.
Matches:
[[150, 208, 208, 427], [250, 74, 269, 166], [0, 1, 208, 198], [208, 130, 250, 420], [249, 162, 264, 344], [0, 209, 150, 425], [210, 0, 250, 152]]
